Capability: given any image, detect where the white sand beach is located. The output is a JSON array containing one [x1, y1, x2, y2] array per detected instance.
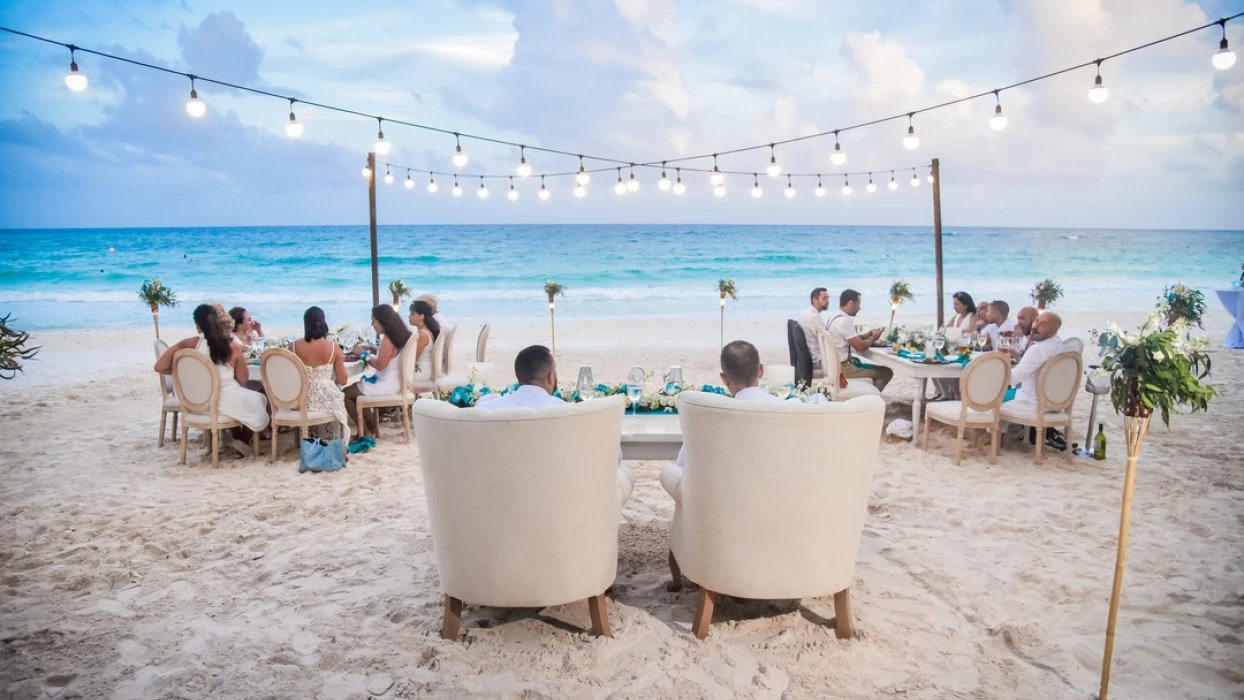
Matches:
[[1, 311, 1241, 699]]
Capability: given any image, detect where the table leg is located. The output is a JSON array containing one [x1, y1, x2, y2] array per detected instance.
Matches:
[[1085, 393, 1099, 448], [912, 378, 926, 444]]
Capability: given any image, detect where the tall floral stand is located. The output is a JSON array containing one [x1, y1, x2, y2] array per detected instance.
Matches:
[[1097, 404, 1152, 700], [549, 301, 557, 356]]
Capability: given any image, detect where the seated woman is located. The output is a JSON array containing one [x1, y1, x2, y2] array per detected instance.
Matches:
[[933, 291, 978, 401], [407, 299, 441, 383], [293, 306, 350, 440], [343, 305, 413, 440], [155, 304, 270, 453]]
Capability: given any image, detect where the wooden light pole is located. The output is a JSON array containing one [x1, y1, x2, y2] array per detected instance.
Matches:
[[367, 151, 379, 308], [931, 158, 944, 327]]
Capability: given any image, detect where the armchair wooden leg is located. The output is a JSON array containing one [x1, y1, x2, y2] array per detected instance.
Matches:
[[271, 422, 279, 463], [441, 595, 462, 641], [692, 588, 715, 640], [667, 550, 683, 592], [171, 412, 179, 439], [833, 587, 855, 639], [1035, 421, 1045, 464], [210, 429, 220, 467], [402, 403, 412, 442], [953, 423, 965, 465], [587, 594, 612, 637], [179, 424, 189, 465], [159, 409, 168, 447]]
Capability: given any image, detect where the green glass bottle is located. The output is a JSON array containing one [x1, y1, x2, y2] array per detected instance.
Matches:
[[1093, 424, 1107, 461]]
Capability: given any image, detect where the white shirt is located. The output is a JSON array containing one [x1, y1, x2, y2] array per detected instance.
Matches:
[[798, 305, 825, 365], [825, 313, 857, 363], [475, 384, 563, 411], [1010, 335, 1063, 406], [984, 318, 1017, 350]]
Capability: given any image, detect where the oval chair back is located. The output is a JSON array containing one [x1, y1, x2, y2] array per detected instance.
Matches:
[[171, 349, 220, 416], [818, 329, 842, 394], [441, 324, 457, 375], [1037, 350, 1083, 413], [154, 339, 174, 398], [475, 324, 491, 363], [959, 351, 1011, 412], [1061, 337, 1084, 354], [260, 348, 310, 415]]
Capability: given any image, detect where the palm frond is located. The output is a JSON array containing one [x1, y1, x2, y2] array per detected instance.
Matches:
[[389, 279, 412, 305], [888, 279, 915, 304], [717, 278, 737, 300], [138, 278, 178, 310], [544, 279, 565, 303], [0, 314, 40, 380]]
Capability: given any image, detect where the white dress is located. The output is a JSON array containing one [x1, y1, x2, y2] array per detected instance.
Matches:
[[196, 339, 270, 431], [296, 341, 351, 439]]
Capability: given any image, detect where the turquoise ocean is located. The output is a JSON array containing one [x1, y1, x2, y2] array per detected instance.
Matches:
[[1, 225, 1240, 330]]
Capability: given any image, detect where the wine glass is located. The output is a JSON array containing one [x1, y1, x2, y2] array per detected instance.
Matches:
[[999, 336, 1012, 352], [975, 332, 988, 352], [626, 366, 645, 418]]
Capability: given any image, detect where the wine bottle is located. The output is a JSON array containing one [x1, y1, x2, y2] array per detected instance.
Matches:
[[1093, 423, 1107, 461]]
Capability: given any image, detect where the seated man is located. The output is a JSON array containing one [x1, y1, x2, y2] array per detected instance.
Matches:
[[660, 340, 822, 504], [1008, 306, 1038, 357], [826, 289, 893, 391], [415, 293, 454, 334], [798, 287, 830, 370], [981, 300, 1017, 350], [477, 345, 634, 505], [1006, 311, 1065, 447]]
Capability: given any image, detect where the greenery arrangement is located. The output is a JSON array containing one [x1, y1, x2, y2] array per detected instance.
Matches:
[[544, 279, 565, 355], [138, 278, 179, 339], [388, 279, 412, 309], [717, 278, 737, 347], [888, 279, 914, 328], [1158, 283, 1206, 328], [1030, 277, 1063, 309], [0, 314, 39, 380], [444, 380, 728, 412], [1094, 316, 1215, 426]]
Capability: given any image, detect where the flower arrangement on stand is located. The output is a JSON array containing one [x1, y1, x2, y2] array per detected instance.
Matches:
[[389, 279, 411, 311], [717, 278, 737, 347], [1158, 283, 1206, 328], [544, 279, 565, 355], [1030, 277, 1063, 309], [138, 278, 178, 339], [888, 279, 914, 329]]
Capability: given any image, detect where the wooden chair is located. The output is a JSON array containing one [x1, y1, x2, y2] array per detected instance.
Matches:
[[357, 338, 429, 442], [818, 330, 882, 400], [154, 339, 180, 447], [922, 351, 1011, 464], [1000, 350, 1083, 464], [171, 349, 257, 466], [475, 324, 491, 363], [260, 348, 338, 462]]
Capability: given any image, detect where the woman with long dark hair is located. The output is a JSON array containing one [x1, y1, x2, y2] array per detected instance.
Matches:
[[292, 306, 350, 439], [343, 305, 412, 439], [407, 299, 440, 383], [155, 304, 270, 448], [949, 291, 976, 331]]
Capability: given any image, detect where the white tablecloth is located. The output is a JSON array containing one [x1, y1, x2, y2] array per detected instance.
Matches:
[[1216, 289, 1244, 349], [248, 360, 365, 385], [859, 348, 966, 440]]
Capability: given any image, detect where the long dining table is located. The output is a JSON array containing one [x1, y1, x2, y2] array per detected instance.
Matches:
[[857, 347, 966, 441], [247, 359, 366, 385]]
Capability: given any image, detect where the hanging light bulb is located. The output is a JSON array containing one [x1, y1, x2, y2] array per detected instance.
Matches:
[[575, 156, 590, 186], [751, 174, 763, 198], [713, 183, 726, 198], [514, 146, 532, 178], [383, 168, 394, 185], [910, 169, 921, 187], [830, 131, 846, 165], [361, 161, 372, 179], [927, 168, 935, 184], [185, 77, 206, 118], [574, 183, 587, 198], [1089, 60, 1109, 103], [1214, 19, 1236, 70], [477, 177, 488, 199], [404, 170, 414, 189], [659, 162, 672, 191], [452, 133, 468, 167], [766, 144, 782, 178], [507, 176, 519, 201], [784, 175, 796, 199], [614, 168, 627, 195], [841, 176, 852, 196], [710, 155, 724, 186], [866, 174, 877, 194], [539, 176, 551, 201], [452, 177, 463, 197], [888, 171, 898, 191], [815, 177, 826, 198], [427, 176, 439, 193], [627, 165, 640, 192], [989, 90, 1008, 131], [285, 98, 303, 138], [902, 113, 919, 150], [673, 169, 686, 195], [64, 47, 87, 92], [373, 118, 391, 155]]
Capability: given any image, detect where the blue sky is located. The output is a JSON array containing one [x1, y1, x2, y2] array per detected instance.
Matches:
[[0, 0, 1241, 229]]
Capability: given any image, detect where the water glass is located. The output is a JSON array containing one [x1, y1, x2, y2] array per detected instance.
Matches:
[[626, 366, 645, 417], [975, 333, 988, 351]]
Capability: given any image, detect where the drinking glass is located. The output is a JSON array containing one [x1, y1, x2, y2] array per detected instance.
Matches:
[[999, 336, 1012, 352], [626, 366, 645, 418], [975, 333, 988, 352]]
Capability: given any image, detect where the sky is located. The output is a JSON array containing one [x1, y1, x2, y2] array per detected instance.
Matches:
[[0, 0, 1241, 230]]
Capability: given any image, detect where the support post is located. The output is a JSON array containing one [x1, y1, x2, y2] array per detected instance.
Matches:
[[368, 151, 379, 308], [931, 158, 944, 327]]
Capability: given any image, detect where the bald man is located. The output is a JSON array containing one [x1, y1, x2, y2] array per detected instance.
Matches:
[[1009, 306, 1039, 356], [1008, 311, 1063, 408]]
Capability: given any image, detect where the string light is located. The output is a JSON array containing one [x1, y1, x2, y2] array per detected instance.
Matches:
[[452, 177, 462, 197], [815, 177, 826, 198], [574, 182, 587, 198], [285, 98, 303, 138], [361, 160, 372, 179], [927, 168, 935, 183], [751, 174, 763, 198], [710, 155, 724, 186], [659, 162, 671, 191], [902, 113, 919, 150], [1089, 60, 1109, 103], [614, 167, 627, 195], [784, 175, 796, 198], [1214, 19, 1236, 70], [575, 156, 590, 186], [830, 130, 846, 165], [404, 170, 414, 189], [427, 175, 438, 193], [516, 146, 532, 178], [888, 171, 898, 190], [452, 133, 468, 167], [866, 173, 876, 193], [185, 76, 205, 118], [64, 46, 86, 92], [383, 168, 393, 185], [373, 118, 390, 155], [539, 175, 551, 200], [910, 169, 920, 187], [507, 176, 519, 201], [627, 164, 639, 192], [477, 177, 488, 198], [989, 90, 1007, 131], [713, 182, 726, 198], [673, 168, 686, 195], [766, 144, 781, 178], [841, 175, 852, 196]]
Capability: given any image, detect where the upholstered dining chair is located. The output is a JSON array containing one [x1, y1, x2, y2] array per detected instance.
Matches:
[[171, 349, 257, 466], [921, 351, 1011, 464], [475, 324, 491, 363], [818, 330, 882, 401], [154, 339, 181, 447], [1000, 350, 1083, 464], [260, 348, 338, 462], [356, 340, 423, 442]]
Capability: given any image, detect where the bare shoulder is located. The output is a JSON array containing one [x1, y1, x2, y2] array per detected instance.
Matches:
[[173, 336, 199, 350]]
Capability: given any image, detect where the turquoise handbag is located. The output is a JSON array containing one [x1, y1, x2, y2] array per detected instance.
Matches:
[[299, 438, 347, 473]]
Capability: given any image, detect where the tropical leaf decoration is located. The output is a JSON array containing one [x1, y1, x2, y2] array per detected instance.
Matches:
[[138, 278, 178, 339], [0, 314, 39, 380], [1030, 277, 1063, 310], [1094, 316, 1215, 427], [544, 279, 565, 304], [717, 278, 737, 301], [889, 279, 915, 306], [1159, 283, 1206, 328], [389, 279, 412, 308]]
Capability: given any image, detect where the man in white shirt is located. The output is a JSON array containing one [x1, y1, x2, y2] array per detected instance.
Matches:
[[981, 300, 1017, 350], [1008, 311, 1064, 408], [415, 293, 454, 335], [825, 289, 892, 390], [798, 287, 830, 369], [1009, 306, 1038, 356]]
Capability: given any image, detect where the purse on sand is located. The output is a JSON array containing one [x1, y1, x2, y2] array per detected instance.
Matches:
[[299, 438, 347, 473]]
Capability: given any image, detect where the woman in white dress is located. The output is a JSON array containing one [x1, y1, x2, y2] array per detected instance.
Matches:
[[933, 291, 979, 401], [155, 304, 270, 448], [343, 305, 413, 440], [406, 299, 441, 384], [293, 306, 350, 440]]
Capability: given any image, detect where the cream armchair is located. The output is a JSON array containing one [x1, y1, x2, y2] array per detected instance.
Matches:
[[412, 395, 629, 641], [663, 391, 885, 640]]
